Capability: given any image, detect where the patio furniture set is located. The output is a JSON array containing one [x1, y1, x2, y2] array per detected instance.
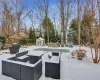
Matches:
[[2, 45, 61, 80]]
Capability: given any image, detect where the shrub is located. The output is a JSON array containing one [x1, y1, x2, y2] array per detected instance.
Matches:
[[0, 35, 6, 44], [19, 38, 28, 46], [71, 49, 87, 60], [0, 35, 7, 49]]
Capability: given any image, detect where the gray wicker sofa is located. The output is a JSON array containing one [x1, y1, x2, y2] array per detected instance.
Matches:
[[2, 51, 42, 80]]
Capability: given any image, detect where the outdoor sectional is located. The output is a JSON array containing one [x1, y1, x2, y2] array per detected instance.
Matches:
[[2, 50, 43, 80]]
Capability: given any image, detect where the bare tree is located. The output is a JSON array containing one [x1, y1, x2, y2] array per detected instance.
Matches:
[[58, 0, 71, 45], [34, 3, 44, 37], [82, 0, 100, 63], [35, 0, 49, 43], [0, 0, 31, 36], [28, 10, 35, 28], [0, 0, 15, 35], [11, 0, 26, 35], [97, 0, 100, 25], [65, 0, 71, 43], [59, 0, 65, 45], [97, 0, 100, 44]]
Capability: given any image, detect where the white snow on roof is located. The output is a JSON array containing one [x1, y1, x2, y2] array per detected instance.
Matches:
[[36, 37, 45, 41]]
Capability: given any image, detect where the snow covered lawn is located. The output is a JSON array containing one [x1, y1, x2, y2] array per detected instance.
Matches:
[[61, 53, 100, 80], [0, 46, 100, 80]]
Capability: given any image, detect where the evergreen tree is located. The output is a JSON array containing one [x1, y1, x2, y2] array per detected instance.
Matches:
[[68, 19, 78, 44], [49, 29, 56, 42], [55, 31, 61, 43], [81, 14, 95, 45], [19, 38, 28, 45], [42, 17, 56, 43], [0, 35, 7, 49], [68, 18, 88, 45], [29, 27, 36, 44]]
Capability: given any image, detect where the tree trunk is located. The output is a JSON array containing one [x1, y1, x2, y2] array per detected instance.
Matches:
[[60, 0, 65, 45], [17, 20, 20, 36], [93, 47, 99, 63], [77, 0, 81, 45]]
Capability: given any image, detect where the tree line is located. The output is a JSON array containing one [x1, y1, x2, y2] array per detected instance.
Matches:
[[0, 0, 100, 63]]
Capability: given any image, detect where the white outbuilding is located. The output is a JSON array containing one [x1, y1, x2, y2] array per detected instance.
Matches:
[[36, 37, 45, 46]]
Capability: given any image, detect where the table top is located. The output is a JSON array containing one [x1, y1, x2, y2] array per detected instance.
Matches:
[[27, 50, 46, 57], [17, 55, 28, 59]]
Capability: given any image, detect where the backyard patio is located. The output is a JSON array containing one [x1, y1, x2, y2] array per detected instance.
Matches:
[[0, 46, 100, 80]]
